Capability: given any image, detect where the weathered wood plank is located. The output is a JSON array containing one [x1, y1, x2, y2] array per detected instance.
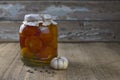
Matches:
[[58, 21, 120, 42], [59, 43, 97, 80], [1, 43, 120, 80], [91, 62, 120, 80], [0, 21, 120, 42], [2, 52, 24, 80], [0, 43, 20, 79], [0, 1, 120, 20]]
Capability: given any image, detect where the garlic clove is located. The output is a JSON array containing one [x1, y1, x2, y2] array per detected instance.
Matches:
[[58, 59, 64, 69], [50, 58, 58, 69], [51, 60, 57, 69], [60, 57, 68, 62], [60, 57, 68, 69], [63, 61, 68, 69]]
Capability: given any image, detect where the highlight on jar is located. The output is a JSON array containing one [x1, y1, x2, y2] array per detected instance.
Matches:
[[19, 14, 58, 66]]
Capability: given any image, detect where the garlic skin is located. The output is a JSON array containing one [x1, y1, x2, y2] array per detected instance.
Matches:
[[50, 57, 69, 69]]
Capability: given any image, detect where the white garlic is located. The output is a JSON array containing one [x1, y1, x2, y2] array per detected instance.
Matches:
[[50, 57, 69, 70]]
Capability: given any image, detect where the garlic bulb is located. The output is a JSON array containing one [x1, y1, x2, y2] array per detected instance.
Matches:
[[50, 57, 69, 69]]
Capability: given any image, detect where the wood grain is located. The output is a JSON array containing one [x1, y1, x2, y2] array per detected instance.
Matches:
[[0, 1, 120, 20], [0, 43, 120, 80], [0, 21, 120, 42], [0, 43, 21, 79]]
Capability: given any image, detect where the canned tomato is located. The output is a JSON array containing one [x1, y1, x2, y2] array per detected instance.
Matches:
[[19, 14, 58, 66]]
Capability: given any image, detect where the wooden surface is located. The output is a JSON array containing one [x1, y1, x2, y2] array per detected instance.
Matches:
[[0, 1, 120, 20], [0, 21, 120, 42], [0, 43, 120, 80]]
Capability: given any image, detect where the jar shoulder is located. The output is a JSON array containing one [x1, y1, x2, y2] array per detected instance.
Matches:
[[19, 24, 26, 33]]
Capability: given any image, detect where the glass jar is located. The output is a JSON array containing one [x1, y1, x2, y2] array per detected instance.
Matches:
[[19, 14, 58, 66]]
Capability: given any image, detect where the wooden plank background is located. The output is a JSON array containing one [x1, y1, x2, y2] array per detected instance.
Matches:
[[0, 43, 120, 80], [0, 21, 120, 42], [0, 1, 120, 20], [0, 1, 120, 42]]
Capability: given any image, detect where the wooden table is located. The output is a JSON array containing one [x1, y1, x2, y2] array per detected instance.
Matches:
[[0, 43, 120, 80]]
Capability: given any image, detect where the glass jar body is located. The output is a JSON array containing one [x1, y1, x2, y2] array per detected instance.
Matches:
[[19, 24, 58, 66]]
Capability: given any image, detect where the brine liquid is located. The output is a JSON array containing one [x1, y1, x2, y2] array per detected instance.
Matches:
[[19, 24, 57, 66]]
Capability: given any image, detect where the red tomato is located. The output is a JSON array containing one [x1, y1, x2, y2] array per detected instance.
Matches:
[[22, 26, 40, 37], [39, 27, 53, 46], [25, 36, 43, 53], [38, 46, 55, 60]]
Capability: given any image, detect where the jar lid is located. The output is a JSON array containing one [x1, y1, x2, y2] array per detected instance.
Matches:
[[23, 14, 43, 26], [43, 14, 52, 20], [42, 14, 57, 26], [24, 14, 42, 22]]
